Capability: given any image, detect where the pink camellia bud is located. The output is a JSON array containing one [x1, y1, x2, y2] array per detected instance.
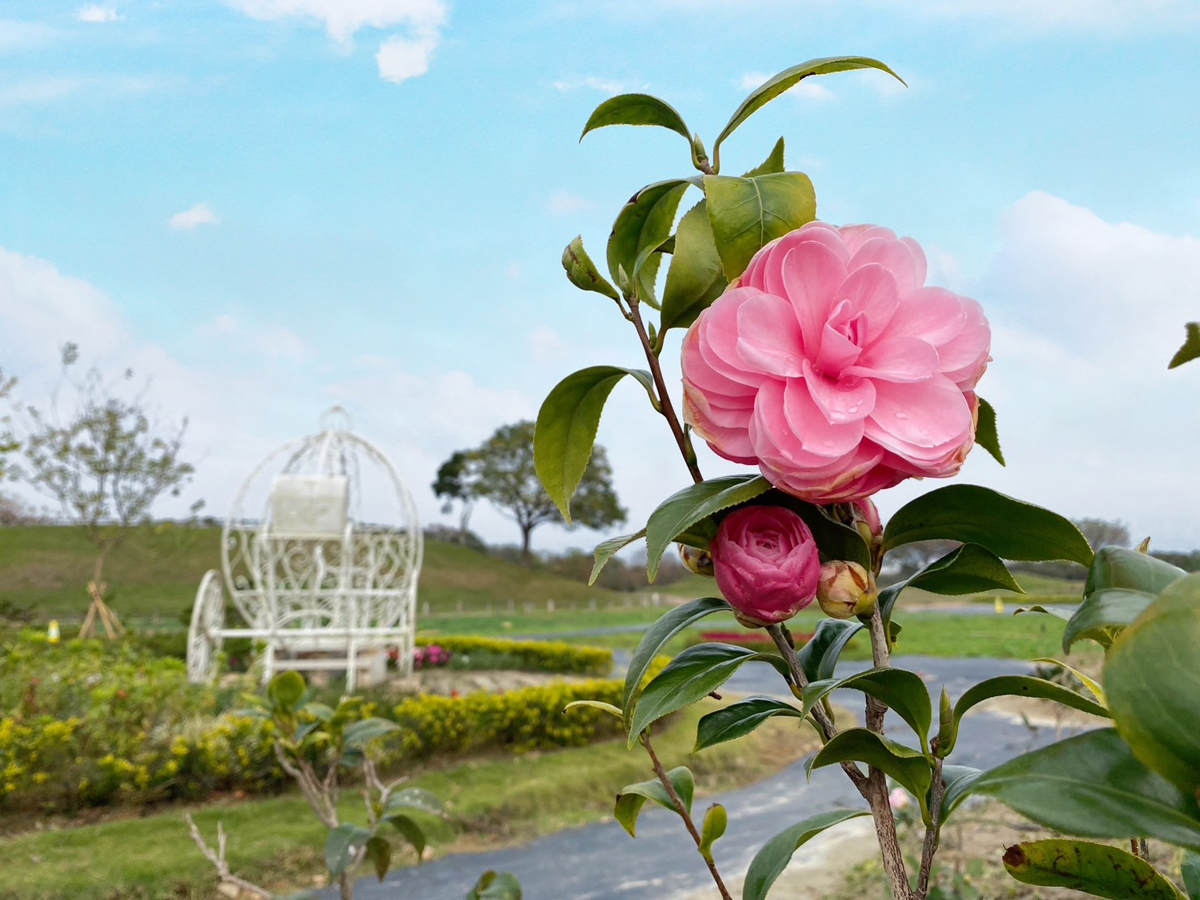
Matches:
[[677, 543, 715, 577], [817, 560, 877, 619], [888, 787, 910, 811], [710, 505, 820, 627], [851, 498, 883, 546]]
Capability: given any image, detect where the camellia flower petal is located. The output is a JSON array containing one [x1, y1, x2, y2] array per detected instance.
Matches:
[[682, 221, 990, 503], [710, 505, 821, 626]]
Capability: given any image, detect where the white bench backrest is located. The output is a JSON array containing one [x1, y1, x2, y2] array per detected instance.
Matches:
[[269, 474, 350, 538]]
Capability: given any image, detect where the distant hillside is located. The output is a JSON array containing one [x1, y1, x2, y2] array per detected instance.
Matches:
[[0, 525, 634, 623]]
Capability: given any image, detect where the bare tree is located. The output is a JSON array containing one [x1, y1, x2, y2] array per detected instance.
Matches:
[[1072, 517, 1131, 551]]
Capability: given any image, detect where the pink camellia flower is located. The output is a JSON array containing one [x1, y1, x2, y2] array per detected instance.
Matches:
[[681, 222, 991, 503], [710, 505, 820, 626]]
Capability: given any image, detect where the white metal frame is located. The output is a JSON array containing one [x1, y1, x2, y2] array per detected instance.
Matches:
[[187, 408, 423, 690]]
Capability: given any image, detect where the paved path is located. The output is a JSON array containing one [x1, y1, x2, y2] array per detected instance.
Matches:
[[330, 654, 1084, 900]]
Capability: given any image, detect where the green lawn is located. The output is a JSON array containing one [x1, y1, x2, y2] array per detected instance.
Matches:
[[0, 700, 820, 900]]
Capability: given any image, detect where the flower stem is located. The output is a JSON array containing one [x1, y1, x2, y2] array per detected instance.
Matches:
[[641, 731, 732, 900], [917, 757, 946, 897]]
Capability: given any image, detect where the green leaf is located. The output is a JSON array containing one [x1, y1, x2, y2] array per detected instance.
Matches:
[[384, 787, 445, 817], [622, 596, 731, 727], [879, 542, 1024, 626], [742, 137, 786, 177], [938, 675, 1110, 757], [1168, 322, 1200, 369], [699, 803, 727, 862], [1182, 851, 1200, 898], [267, 670, 306, 712], [302, 701, 335, 721], [660, 200, 727, 333], [562, 235, 620, 300], [325, 823, 371, 877], [808, 728, 933, 823], [386, 813, 426, 861], [1105, 575, 1200, 794], [1002, 839, 1186, 899], [974, 397, 1004, 466], [703, 172, 816, 280], [796, 618, 864, 682], [712, 56, 904, 170], [802, 667, 932, 751], [342, 717, 399, 749], [775, 493, 871, 568], [535, 366, 655, 523], [1030, 657, 1107, 705], [608, 179, 691, 304], [364, 835, 391, 881], [580, 93, 691, 143], [564, 699, 623, 719], [742, 809, 871, 900], [939, 765, 982, 824], [882, 485, 1094, 565], [589, 529, 646, 585], [1085, 546, 1186, 596], [968, 728, 1200, 851], [1015, 604, 1078, 622], [467, 870, 523, 900], [628, 643, 788, 745], [614, 766, 695, 837], [644, 475, 772, 581], [694, 696, 803, 751], [1063, 588, 1157, 652]]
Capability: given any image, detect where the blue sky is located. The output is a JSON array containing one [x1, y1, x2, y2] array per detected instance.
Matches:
[[2, 0, 1199, 556]]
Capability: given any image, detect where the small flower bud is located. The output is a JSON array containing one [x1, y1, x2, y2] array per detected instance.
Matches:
[[817, 560, 877, 619], [851, 498, 883, 547], [678, 543, 715, 577]]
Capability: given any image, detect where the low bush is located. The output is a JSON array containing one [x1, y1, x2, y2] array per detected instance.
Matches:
[[415, 635, 612, 676]]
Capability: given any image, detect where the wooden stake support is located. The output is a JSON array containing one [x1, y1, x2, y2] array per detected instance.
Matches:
[[79, 581, 125, 640]]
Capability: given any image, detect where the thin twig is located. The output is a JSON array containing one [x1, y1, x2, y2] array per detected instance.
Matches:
[[185, 813, 274, 899], [641, 731, 733, 900], [917, 757, 946, 896]]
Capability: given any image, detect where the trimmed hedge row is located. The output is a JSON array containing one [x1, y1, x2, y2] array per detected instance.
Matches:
[[415, 635, 612, 676]]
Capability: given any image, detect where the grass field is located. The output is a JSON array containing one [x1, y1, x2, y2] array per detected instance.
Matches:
[[0, 700, 821, 899]]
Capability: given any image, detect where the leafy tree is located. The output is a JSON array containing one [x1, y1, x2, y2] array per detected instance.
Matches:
[[445, 420, 626, 563], [3, 344, 200, 591], [431, 449, 475, 540]]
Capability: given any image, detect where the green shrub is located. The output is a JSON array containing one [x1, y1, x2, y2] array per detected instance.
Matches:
[[415, 635, 612, 676]]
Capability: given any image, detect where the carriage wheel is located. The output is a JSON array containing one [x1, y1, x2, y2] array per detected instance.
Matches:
[[187, 570, 226, 684]]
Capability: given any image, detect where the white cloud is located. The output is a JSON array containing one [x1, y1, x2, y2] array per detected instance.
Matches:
[[890, 0, 1200, 29], [546, 189, 592, 216], [376, 31, 437, 84], [0, 74, 171, 110], [737, 71, 832, 101], [77, 5, 119, 22], [552, 75, 634, 95], [168, 202, 220, 230], [0, 19, 58, 54]]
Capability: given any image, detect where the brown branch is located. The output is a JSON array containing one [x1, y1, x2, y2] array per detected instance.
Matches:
[[641, 731, 732, 900], [917, 757, 946, 897], [865, 768, 918, 900], [185, 813, 274, 899]]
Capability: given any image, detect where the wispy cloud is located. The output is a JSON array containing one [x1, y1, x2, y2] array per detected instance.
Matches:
[[546, 189, 592, 216], [77, 5, 120, 22], [889, 0, 1200, 30], [376, 31, 438, 84], [168, 202, 220, 230], [552, 75, 635, 95], [0, 20, 59, 55]]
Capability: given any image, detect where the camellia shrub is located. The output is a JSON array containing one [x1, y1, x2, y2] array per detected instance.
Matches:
[[534, 56, 1200, 900]]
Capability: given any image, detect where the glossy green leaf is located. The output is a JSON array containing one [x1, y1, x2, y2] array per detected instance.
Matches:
[[343, 717, 400, 748], [712, 56, 904, 170], [1015, 603, 1078, 622], [467, 870, 523, 900], [644, 475, 772, 581], [268, 670, 306, 712], [879, 542, 1024, 626], [694, 696, 803, 751], [938, 675, 1110, 757], [562, 235, 620, 300], [883, 485, 1094, 565], [1002, 839, 1186, 899], [564, 699, 623, 719], [796, 618, 864, 682], [1168, 322, 1200, 369], [660, 200, 726, 333], [968, 728, 1200, 851], [363, 836, 391, 881], [614, 766, 695, 837], [802, 667, 932, 750], [535, 366, 655, 523], [581, 93, 691, 143], [1085, 546, 1186, 596], [628, 643, 788, 745], [1030, 657, 1106, 705], [622, 596, 731, 727], [1105, 575, 1200, 794], [699, 803, 727, 862], [743, 809, 871, 900], [809, 728, 933, 823], [608, 179, 691, 304], [974, 397, 1004, 466], [1181, 851, 1200, 898], [1063, 588, 1156, 652], [703, 172, 816, 280], [743, 137, 786, 177], [939, 764, 982, 824], [301, 701, 335, 721], [384, 787, 445, 817], [589, 529, 646, 585], [774, 493, 871, 568], [386, 813, 426, 860], [325, 823, 370, 877]]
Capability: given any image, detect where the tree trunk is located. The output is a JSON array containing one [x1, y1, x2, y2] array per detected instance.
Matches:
[[92, 541, 115, 590], [521, 524, 533, 565]]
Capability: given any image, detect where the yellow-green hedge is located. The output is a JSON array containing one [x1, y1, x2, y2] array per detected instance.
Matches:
[[414, 635, 612, 676]]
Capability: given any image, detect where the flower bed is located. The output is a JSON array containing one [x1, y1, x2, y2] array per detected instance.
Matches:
[[414, 635, 612, 676]]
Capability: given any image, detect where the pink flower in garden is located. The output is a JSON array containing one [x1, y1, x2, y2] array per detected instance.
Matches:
[[681, 222, 990, 503], [710, 505, 821, 626]]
